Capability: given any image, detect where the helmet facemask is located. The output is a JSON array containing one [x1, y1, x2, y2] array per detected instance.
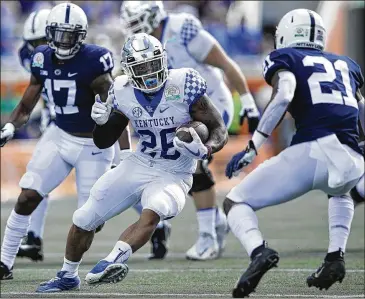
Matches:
[[46, 23, 87, 59], [122, 50, 168, 94]]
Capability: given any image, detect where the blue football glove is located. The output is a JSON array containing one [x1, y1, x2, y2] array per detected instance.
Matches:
[[225, 140, 257, 179]]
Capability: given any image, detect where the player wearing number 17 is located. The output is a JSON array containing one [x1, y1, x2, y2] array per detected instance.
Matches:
[[0, 3, 123, 280], [224, 9, 364, 297]]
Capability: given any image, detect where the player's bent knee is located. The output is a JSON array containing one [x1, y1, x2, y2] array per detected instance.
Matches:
[[189, 171, 215, 194], [223, 197, 236, 215], [72, 208, 102, 232], [15, 189, 43, 215]]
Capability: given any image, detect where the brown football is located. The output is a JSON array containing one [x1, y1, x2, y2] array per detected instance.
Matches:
[[176, 121, 209, 143]]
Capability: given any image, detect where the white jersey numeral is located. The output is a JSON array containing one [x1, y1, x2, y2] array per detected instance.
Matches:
[[303, 56, 357, 108], [262, 55, 275, 77], [44, 79, 79, 114], [99, 52, 114, 72]]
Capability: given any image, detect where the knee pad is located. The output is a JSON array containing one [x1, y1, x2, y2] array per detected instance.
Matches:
[[189, 163, 215, 194], [72, 208, 103, 232], [350, 186, 364, 204]]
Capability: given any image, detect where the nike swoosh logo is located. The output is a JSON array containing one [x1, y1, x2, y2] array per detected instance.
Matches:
[[159, 107, 170, 113], [92, 151, 102, 155], [182, 145, 200, 157], [68, 72, 78, 77]]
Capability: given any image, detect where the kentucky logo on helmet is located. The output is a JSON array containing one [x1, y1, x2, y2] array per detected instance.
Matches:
[[32, 52, 44, 68]]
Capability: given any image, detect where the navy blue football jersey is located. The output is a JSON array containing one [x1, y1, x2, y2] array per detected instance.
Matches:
[[30, 44, 114, 133], [19, 42, 32, 72], [263, 47, 364, 154]]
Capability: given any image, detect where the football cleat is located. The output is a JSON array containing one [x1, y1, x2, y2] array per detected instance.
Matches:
[[36, 271, 80, 293], [185, 232, 219, 261], [0, 261, 13, 280], [17, 231, 44, 262], [232, 244, 279, 298], [307, 252, 345, 290], [149, 221, 171, 260], [85, 260, 129, 285]]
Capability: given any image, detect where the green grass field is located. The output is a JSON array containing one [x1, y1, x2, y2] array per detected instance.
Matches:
[[1, 191, 364, 298]]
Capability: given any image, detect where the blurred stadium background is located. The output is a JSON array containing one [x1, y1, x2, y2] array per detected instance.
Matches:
[[0, 1, 364, 298]]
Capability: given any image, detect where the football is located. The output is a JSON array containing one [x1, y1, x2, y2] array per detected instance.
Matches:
[[176, 121, 209, 143]]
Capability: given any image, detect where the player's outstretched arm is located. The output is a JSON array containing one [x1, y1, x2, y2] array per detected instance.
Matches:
[[8, 74, 42, 128], [356, 89, 365, 135], [93, 111, 129, 149], [0, 74, 42, 147], [225, 69, 296, 178], [190, 94, 228, 155]]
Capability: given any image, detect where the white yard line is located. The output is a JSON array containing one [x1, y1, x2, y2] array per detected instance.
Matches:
[[17, 268, 365, 273], [2, 292, 364, 298]]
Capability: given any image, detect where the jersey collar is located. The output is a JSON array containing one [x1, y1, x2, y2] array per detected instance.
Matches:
[[133, 83, 166, 117]]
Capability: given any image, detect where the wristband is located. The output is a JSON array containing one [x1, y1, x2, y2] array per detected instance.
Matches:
[[251, 130, 268, 151]]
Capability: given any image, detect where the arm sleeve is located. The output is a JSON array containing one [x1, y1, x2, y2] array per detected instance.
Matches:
[[262, 49, 293, 86], [180, 16, 215, 62], [257, 71, 297, 137], [93, 112, 129, 149], [182, 69, 207, 112]]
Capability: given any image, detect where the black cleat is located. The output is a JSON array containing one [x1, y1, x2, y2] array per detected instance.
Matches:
[[0, 261, 13, 280], [148, 222, 171, 260], [232, 244, 279, 298], [17, 231, 44, 262], [307, 251, 345, 290]]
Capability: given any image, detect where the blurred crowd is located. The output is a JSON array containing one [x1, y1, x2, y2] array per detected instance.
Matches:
[[1, 1, 281, 142]]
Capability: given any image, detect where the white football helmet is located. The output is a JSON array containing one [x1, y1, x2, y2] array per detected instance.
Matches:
[[23, 9, 51, 49], [121, 33, 168, 93], [275, 9, 326, 50], [120, 1, 166, 36], [46, 2, 88, 59]]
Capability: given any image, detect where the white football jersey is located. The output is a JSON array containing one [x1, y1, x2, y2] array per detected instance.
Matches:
[[109, 68, 207, 174], [161, 13, 228, 103]]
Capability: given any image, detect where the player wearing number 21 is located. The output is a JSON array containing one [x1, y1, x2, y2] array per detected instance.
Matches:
[[35, 33, 228, 292], [224, 9, 364, 298], [0, 3, 128, 280]]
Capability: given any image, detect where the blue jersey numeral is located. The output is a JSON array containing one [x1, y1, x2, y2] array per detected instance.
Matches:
[[138, 128, 180, 160]]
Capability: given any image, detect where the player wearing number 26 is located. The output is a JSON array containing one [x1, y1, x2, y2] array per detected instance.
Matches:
[[35, 33, 228, 292], [224, 9, 364, 298], [0, 3, 123, 280]]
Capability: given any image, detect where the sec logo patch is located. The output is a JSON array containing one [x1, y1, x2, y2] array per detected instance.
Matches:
[[132, 107, 143, 118]]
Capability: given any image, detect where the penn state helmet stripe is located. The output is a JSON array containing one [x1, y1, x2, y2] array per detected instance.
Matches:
[[65, 3, 71, 23], [308, 10, 315, 42], [31, 11, 39, 34]]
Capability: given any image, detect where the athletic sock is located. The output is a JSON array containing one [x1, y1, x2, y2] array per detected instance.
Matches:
[[328, 195, 354, 253], [197, 208, 217, 238], [61, 257, 81, 278], [1, 210, 30, 269], [215, 207, 227, 228], [28, 196, 49, 239], [227, 204, 263, 257], [104, 241, 132, 263]]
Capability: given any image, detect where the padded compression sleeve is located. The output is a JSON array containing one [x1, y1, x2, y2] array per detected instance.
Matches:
[[93, 112, 129, 149], [255, 71, 296, 148]]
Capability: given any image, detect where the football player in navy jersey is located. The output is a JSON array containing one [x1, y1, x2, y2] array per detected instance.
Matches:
[[224, 9, 364, 297], [0, 2, 129, 280], [16, 8, 53, 263]]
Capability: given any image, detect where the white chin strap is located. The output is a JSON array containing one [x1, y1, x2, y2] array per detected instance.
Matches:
[[55, 52, 76, 60]]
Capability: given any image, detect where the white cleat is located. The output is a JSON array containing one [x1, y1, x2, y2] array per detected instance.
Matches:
[[186, 233, 219, 261]]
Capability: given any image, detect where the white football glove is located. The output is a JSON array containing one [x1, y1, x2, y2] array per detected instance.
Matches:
[[91, 94, 111, 126], [0, 123, 15, 147], [173, 128, 211, 160]]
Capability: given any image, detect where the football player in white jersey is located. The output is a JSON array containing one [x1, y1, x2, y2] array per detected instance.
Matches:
[[120, 0, 260, 260], [36, 33, 228, 292], [224, 9, 364, 297]]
